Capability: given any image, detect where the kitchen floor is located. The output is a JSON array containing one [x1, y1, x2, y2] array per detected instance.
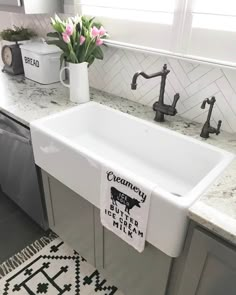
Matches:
[[0, 190, 46, 264]]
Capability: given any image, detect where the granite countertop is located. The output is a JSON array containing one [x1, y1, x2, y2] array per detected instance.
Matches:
[[1, 71, 236, 246], [0, 71, 76, 126]]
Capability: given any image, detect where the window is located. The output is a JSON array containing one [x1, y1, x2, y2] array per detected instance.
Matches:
[[185, 0, 236, 65], [75, 0, 178, 52], [79, 0, 175, 24], [75, 0, 236, 66], [193, 0, 236, 32]]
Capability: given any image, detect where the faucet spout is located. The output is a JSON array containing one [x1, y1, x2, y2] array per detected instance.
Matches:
[[131, 72, 141, 90], [200, 96, 221, 139], [131, 64, 179, 122], [131, 64, 170, 90], [201, 98, 208, 109]]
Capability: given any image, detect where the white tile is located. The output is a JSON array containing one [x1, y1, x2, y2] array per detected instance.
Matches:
[[188, 64, 212, 83], [134, 51, 147, 64], [120, 54, 138, 77], [140, 55, 159, 70], [92, 59, 106, 77], [167, 71, 189, 100], [216, 76, 236, 116], [212, 103, 234, 133], [165, 81, 176, 101], [192, 109, 208, 123], [124, 50, 143, 71], [145, 58, 166, 74], [181, 103, 204, 121], [103, 53, 121, 74], [183, 82, 219, 110], [214, 92, 236, 132], [222, 68, 236, 94], [167, 58, 191, 87], [120, 68, 132, 85], [179, 60, 197, 73], [165, 82, 184, 112], [185, 68, 223, 97], [139, 80, 160, 98], [103, 61, 123, 86], [140, 86, 158, 106]]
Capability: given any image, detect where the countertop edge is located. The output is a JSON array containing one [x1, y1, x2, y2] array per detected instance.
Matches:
[[0, 107, 29, 127], [189, 201, 236, 245]]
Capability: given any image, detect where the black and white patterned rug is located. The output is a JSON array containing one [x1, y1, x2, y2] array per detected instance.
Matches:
[[0, 237, 124, 295]]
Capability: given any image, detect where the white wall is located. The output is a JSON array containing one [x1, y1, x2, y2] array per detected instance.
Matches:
[[0, 11, 12, 28], [0, 11, 12, 65], [0, 10, 236, 133]]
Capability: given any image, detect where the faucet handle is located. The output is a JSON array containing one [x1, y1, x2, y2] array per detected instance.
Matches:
[[172, 93, 180, 108], [216, 120, 222, 135]]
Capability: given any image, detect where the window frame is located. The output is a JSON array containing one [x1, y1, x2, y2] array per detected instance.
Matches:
[[74, 0, 236, 69]]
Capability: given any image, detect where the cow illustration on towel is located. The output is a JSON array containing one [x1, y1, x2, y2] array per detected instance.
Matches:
[[111, 187, 141, 214]]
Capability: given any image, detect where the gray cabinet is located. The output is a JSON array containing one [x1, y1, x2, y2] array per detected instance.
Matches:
[[177, 228, 236, 295], [42, 173, 95, 265], [0, 113, 47, 229], [42, 171, 172, 295], [94, 210, 172, 295], [39, 172, 236, 295]]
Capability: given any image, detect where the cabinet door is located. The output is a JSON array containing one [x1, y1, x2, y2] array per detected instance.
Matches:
[[0, 0, 62, 13], [177, 228, 236, 295], [0, 0, 21, 6], [94, 209, 172, 295], [42, 173, 95, 265]]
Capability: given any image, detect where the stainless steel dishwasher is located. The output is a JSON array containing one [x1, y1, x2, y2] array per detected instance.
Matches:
[[0, 112, 48, 229]]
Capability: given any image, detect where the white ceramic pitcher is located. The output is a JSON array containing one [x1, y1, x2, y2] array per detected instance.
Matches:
[[60, 62, 90, 103]]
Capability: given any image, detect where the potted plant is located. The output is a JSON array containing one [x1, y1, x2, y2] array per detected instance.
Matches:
[[0, 26, 36, 75], [47, 14, 108, 103], [0, 26, 36, 43]]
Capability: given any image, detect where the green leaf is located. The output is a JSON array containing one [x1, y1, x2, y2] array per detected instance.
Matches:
[[92, 46, 104, 60], [46, 40, 68, 52], [78, 44, 86, 63], [92, 21, 102, 29], [60, 52, 67, 68], [53, 22, 65, 33], [68, 43, 78, 63], [89, 17, 95, 26], [87, 55, 95, 66], [82, 16, 88, 28], [47, 32, 60, 39], [75, 34, 81, 58]]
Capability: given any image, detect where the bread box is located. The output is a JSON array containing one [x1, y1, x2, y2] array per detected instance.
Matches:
[[20, 42, 65, 84]]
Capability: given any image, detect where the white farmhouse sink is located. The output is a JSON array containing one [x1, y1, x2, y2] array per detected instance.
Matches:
[[31, 102, 234, 257]]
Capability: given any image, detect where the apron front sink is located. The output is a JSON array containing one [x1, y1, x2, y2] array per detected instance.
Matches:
[[31, 102, 234, 257]]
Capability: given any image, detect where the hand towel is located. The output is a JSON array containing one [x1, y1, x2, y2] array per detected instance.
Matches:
[[100, 166, 154, 253]]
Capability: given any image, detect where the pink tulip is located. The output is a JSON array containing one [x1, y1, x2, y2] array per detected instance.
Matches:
[[80, 35, 85, 45], [99, 26, 106, 36], [91, 26, 100, 38], [65, 23, 74, 36], [96, 38, 103, 46], [62, 33, 70, 44]]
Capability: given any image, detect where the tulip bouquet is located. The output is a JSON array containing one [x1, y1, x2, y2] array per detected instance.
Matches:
[[47, 15, 107, 66]]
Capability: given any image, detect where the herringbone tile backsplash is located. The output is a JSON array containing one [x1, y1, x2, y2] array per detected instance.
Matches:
[[1, 12, 236, 133]]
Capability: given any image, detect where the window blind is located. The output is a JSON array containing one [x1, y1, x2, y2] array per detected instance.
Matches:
[[75, 0, 178, 52], [75, 0, 236, 66], [186, 0, 236, 64]]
